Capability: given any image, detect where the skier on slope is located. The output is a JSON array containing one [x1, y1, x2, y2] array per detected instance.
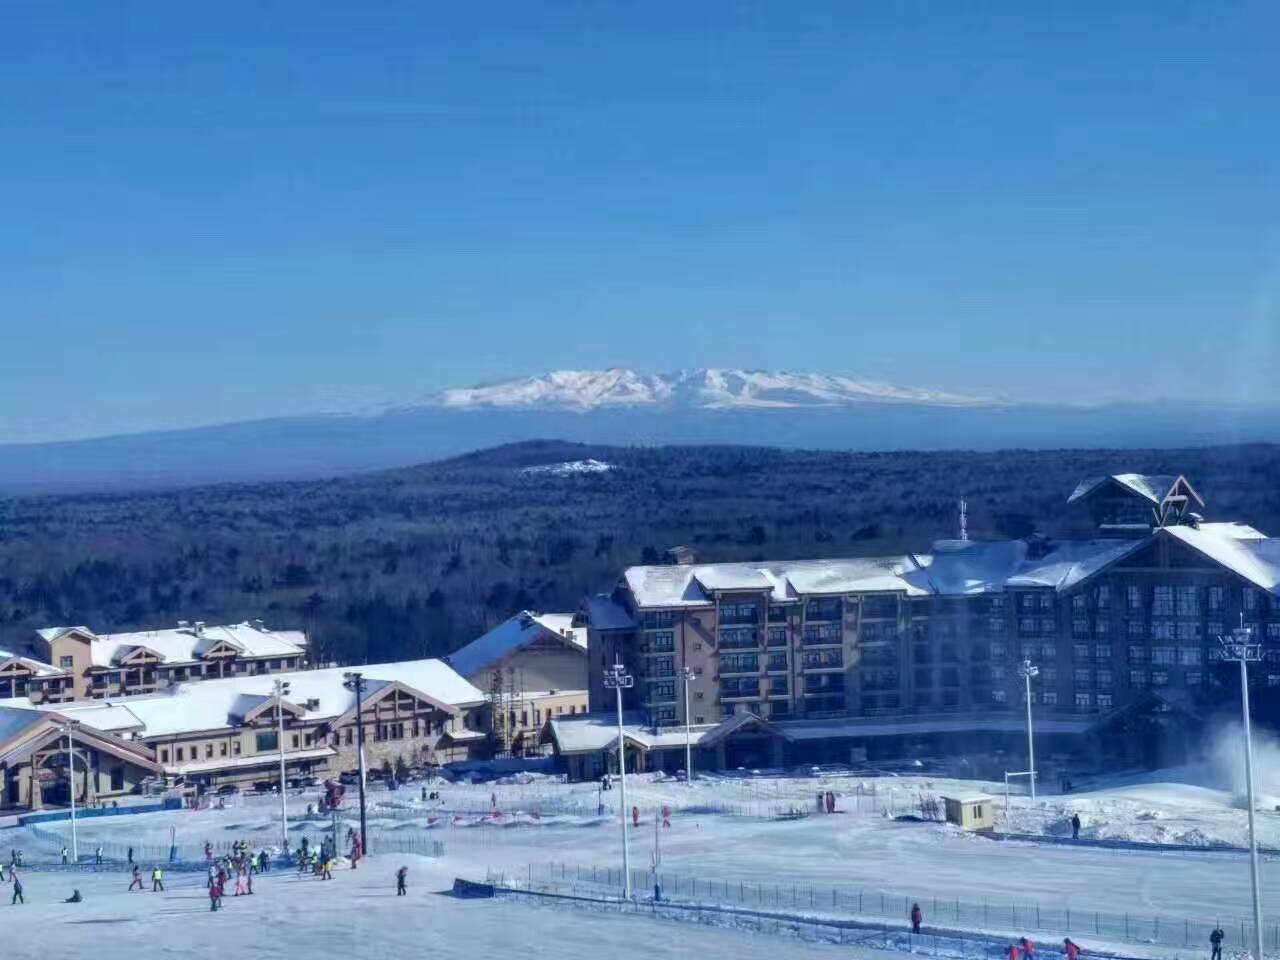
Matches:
[[1210, 926, 1224, 960], [128, 866, 144, 891], [910, 902, 923, 934], [1006, 944, 1021, 960], [396, 865, 408, 896], [151, 865, 165, 892], [1071, 813, 1081, 840], [1063, 938, 1080, 960]]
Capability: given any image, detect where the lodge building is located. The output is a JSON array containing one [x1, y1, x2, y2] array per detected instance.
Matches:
[[569, 474, 1280, 774]]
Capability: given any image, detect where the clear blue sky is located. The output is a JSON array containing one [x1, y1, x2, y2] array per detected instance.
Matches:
[[2, 2, 1278, 442]]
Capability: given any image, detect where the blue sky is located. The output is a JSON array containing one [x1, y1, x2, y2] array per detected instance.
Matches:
[[2, 2, 1278, 442]]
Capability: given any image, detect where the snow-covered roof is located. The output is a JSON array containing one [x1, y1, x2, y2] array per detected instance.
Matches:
[[0, 705, 45, 746], [45, 701, 145, 733], [86, 621, 307, 668], [1164, 524, 1280, 593], [447, 611, 587, 680], [624, 566, 714, 607], [0, 650, 63, 676], [169, 745, 337, 776], [583, 595, 637, 631], [53, 659, 484, 740], [1005, 538, 1148, 592], [1068, 473, 1203, 508]]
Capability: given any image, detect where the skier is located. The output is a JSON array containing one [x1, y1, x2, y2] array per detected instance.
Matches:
[[61, 846, 68, 865], [1020, 936, 1036, 959], [206, 862, 217, 889], [204, 841, 212, 861], [10, 874, 23, 905], [64, 889, 83, 903], [209, 880, 222, 912], [1210, 927, 1224, 960], [396, 865, 408, 896], [233, 867, 245, 896], [321, 856, 333, 881], [127, 846, 134, 865], [1063, 938, 1080, 960], [151, 865, 164, 892], [260, 849, 271, 872], [128, 866, 144, 891], [1071, 813, 1081, 840], [1006, 945, 1021, 960], [910, 902, 923, 934], [94, 846, 103, 865]]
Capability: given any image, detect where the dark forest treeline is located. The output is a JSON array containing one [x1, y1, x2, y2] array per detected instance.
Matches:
[[2, 440, 1278, 664]]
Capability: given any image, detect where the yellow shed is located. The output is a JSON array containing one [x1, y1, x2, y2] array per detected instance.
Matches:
[[942, 794, 994, 831]]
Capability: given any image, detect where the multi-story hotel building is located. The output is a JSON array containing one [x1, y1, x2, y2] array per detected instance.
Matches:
[[0, 620, 307, 704], [577, 474, 1280, 773]]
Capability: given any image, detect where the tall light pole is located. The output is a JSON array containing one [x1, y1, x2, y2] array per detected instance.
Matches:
[[681, 667, 696, 784], [273, 678, 292, 856], [603, 660, 634, 898], [57, 720, 82, 862], [1018, 660, 1039, 800], [1220, 626, 1265, 960], [343, 672, 370, 856]]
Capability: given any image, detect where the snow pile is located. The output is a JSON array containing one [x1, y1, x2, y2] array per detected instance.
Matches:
[[1207, 721, 1280, 806], [521, 459, 615, 476]]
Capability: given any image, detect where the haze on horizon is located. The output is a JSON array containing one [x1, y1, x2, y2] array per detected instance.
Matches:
[[3, 3, 1278, 444]]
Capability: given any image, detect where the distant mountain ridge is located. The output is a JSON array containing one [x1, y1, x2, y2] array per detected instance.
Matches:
[[387, 367, 996, 413], [2, 367, 1279, 494]]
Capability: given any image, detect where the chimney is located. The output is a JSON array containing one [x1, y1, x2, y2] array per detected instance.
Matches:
[[177, 620, 189, 629], [254, 619, 266, 631], [194, 621, 206, 637], [665, 545, 696, 566]]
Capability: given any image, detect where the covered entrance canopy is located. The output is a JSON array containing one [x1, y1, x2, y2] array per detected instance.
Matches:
[[0, 705, 161, 811]]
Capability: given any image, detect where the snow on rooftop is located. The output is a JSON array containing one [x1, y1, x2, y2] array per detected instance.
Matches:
[[84, 621, 307, 668], [1165, 524, 1280, 593], [447, 611, 586, 680], [583, 594, 636, 630], [55, 659, 484, 739]]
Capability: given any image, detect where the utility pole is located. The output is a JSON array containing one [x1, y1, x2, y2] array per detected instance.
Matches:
[[1018, 660, 1039, 800], [273, 678, 292, 856], [681, 667, 696, 783], [58, 721, 81, 863], [1220, 626, 1265, 960], [343, 671, 370, 856], [603, 660, 634, 898]]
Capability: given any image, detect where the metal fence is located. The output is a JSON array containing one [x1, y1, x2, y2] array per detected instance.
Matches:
[[506, 861, 1280, 955]]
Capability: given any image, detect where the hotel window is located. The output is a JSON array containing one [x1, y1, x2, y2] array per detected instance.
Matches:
[[1072, 619, 1090, 638], [804, 598, 842, 622], [1019, 617, 1037, 635], [205, 744, 213, 759], [59, 655, 74, 669], [1151, 586, 1174, 617], [1040, 618, 1055, 633], [720, 602, 759, 625], [650, 656, 675, 677], [1041, 666, 1057, 682], [1175, 586, 1198, 617], [160, 749, 169, 763], [1074, 692, 1091, 709], [803, 623, 842, 645], [1019, 594, 1037, 613], [1073, 643, 1089, 660], [1208, 586, 1224, 612], [175, 747, 184, 762], [988, 617, 1005, 634], [1151, 646, 1177, 665], [220, 742, 228, 756], [1041, 691, 1057, 705], [767, 627, 787, 646], [411, 721, 420, 737], [1073, 668, 1090, 686], [291, 734, 300, 748], [344, 729, 353, 746], [304, 732, 313, 746], [991, 665, 1007, 681], [233, 741, 241, 755], [1176, 622, 1201, 642], [1180, 647, 1202, 666], [256, 731, 278, 752], [720, 653, 759, 674], [641, 611, 676, 629], [1244, 588, 1260, 613], [1267, 624, 1280, 640], [1096, 694, 1113, 710], [767, 604, 789, 623], [1127, 586, 1143, 612], [1094, 643, 1111, 659], [1095, 620, 1110, 637], [990, 641, 1007, 659], [1020, 643, 1036, 660], [1039, 593, 1053, 611], [991, 689, 1007, 703], [1129, 670, 1146, 687], [1127, 621, 1145, 639], [1095, 585, 1111, 610], [1071, 595, 1087, 612], [1208, 620, 1224, 639], [1186, 672, 1203, 687], [1152, 671, 1169, 687], [1096, 669, 1112, 687], [1151, 622, 1175, 641], [648, 631, 674, 651]]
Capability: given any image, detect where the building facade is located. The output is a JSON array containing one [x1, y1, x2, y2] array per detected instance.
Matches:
[[583, 474, 1278, 769], [0, 620, 307, 704]]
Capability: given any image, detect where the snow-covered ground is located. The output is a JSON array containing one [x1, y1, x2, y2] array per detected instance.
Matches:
[[5, 764, 1278, 959]]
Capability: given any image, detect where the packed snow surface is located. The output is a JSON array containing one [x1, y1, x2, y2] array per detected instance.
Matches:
[[520, 459, 616, 475]]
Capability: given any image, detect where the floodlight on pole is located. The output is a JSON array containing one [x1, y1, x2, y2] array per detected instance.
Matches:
[[1219, 625, 1265, 960], [273, 678, 292, 856], [343, 671, 370, 857], [681, 667, 696, 784], [1017, 660, 1039, 800], [602, 659, 634, 899]]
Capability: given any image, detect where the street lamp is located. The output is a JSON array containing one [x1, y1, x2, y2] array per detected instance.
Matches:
[[273, 678, 291, 856], [602, 660, 634, 899], [1219, 626, 1265, 960], [342, 672, 370, 856], [1018, 660, 1039, 800], [681, 667, 696, 784], [56, 720, 84, 862]]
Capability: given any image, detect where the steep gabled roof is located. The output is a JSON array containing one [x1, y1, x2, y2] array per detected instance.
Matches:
[[1068, 473, 1204, 509], [446, 611, 587, 680]]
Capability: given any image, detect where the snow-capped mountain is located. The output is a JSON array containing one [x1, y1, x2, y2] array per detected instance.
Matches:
[[403, 368, 994, 413]]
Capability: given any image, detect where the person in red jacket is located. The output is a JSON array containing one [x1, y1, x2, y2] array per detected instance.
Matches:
[[910, 902, 923, 934], [1006, 944, 1021, 960], [1063, 938, 1080, 960]]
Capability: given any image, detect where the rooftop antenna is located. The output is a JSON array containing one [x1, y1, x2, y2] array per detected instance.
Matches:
[[959, 497, 969, 542]]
